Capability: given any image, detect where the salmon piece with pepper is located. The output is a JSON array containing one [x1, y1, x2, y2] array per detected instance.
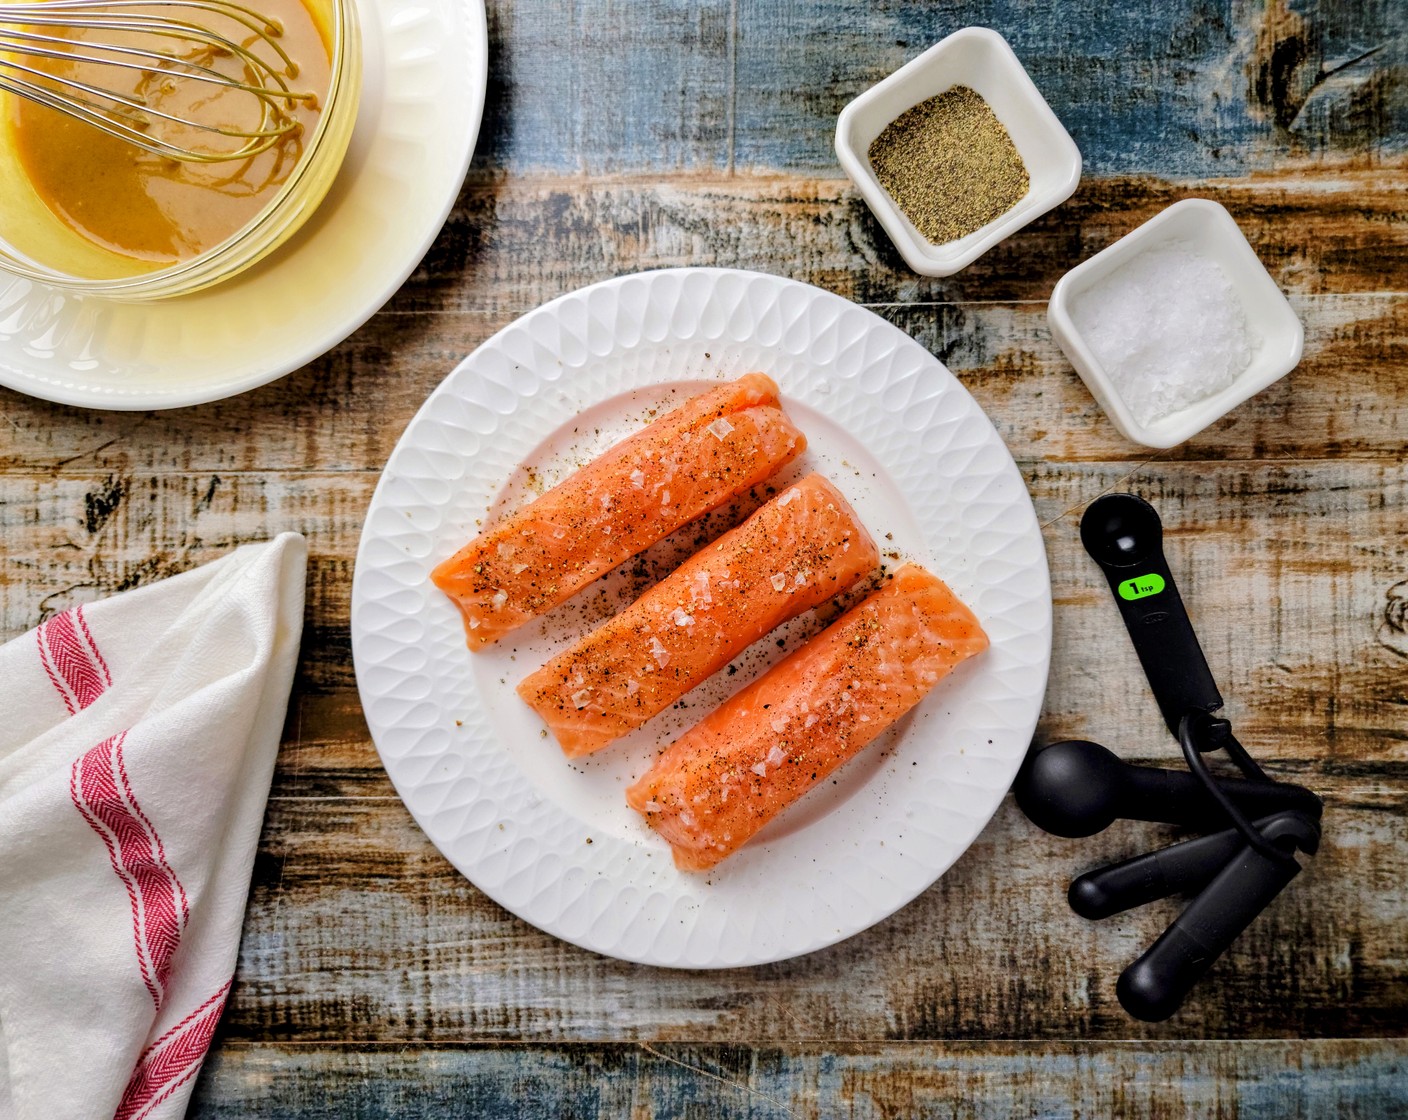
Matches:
[[626, 564, 988, 871], [431, 375, 806, 650], [518, 473, 879, 756]]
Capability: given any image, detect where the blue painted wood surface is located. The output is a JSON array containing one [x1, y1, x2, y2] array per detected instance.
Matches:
[[189, 1041, 1408, 1118], [479, 0, 1408, 175]]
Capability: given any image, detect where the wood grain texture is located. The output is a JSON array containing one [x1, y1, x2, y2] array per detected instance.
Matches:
[[225, 774, 1406, 1043], [476, 0, 1408, 175], [0, 174, 1403, 474], [2, 463, 1400, 1043], [188, 1041, 1408, 1118], [3, 463, 1401, 760], [0, 0, 1405, 1112]]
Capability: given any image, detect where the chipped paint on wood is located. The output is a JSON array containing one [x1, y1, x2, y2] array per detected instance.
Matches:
[[471, 0, 1408, 175], [220, 773, 1406, 1043], [2, 461, 1401, 754], [0, 175, 1403, 475], [188, 1041, 1408, 1118]]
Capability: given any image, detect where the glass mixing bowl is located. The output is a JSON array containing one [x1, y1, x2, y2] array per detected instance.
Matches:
[[0, 0, 361, 301]]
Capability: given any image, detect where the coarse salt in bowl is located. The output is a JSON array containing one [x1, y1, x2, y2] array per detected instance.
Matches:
[[835, 27, 1082, 277], [1047, 198, 1304, 449]]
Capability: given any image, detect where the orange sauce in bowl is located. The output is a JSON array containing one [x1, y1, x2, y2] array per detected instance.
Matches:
[[9, 0, 331, 264]]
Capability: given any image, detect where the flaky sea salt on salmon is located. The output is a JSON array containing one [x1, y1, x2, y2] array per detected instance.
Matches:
[[626, 564, 989, 871], [431, 375, 806, 650], [518, 473, 879, 756]]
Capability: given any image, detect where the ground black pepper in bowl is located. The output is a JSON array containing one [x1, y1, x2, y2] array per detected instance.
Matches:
[[866, 85, 1029, 245]]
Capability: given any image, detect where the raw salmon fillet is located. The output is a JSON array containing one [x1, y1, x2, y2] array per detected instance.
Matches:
[[518, 473, 879, 756], [431, 375, 806, 650], [626, 563, 989, 871]]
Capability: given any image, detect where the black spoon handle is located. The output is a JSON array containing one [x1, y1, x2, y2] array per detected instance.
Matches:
[[1069, 810, 1317, 919], [1116, 812, 1320, 1022], [1015, 740, 1324, 839], [1121, 765, 1323, 829], [1080, 494, 1223, 738]]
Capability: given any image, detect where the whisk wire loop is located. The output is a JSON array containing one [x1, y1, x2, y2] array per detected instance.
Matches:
[[6, 1, 302, 75], [0, 0, 314, 162]]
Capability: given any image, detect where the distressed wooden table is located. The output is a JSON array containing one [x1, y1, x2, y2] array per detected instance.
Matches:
[[3, 1, 1406, 1115]]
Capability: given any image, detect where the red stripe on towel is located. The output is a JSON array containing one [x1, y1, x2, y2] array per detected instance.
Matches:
[[47, 600, 217, 1120], [37, 606, 108, 711], [115, 983, 231, 1120], [70, 733, 190, 1006]]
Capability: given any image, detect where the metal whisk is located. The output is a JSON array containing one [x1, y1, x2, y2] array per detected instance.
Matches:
[[0, 0, 315, 162]]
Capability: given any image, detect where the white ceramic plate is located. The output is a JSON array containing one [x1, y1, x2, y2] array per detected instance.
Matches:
[[0, 0, 488, 410], [352, 268, 1052, 968]]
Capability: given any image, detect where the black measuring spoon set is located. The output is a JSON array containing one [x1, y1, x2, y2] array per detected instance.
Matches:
[[1013, 494, 1323, 1022]]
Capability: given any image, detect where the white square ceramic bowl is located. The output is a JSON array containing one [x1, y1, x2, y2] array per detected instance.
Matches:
[[835, 27, 1082, 277], [1047, 198, 1305, 449]]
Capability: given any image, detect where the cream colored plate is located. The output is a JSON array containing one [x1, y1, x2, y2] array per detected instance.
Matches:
[[0, 0, 487, 410], [352, 268, 1053, 968]]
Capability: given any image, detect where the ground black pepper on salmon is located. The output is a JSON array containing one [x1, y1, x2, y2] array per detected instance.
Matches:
[[431, 375, 806, 650], [517, 473, 880, 757], [626, 564, 989, 872]]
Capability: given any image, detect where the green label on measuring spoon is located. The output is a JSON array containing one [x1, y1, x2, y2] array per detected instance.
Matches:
[[1118, 573, 1166, 600]]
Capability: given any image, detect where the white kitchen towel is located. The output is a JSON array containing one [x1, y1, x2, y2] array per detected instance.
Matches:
[[0, 534, 307, 1120]]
